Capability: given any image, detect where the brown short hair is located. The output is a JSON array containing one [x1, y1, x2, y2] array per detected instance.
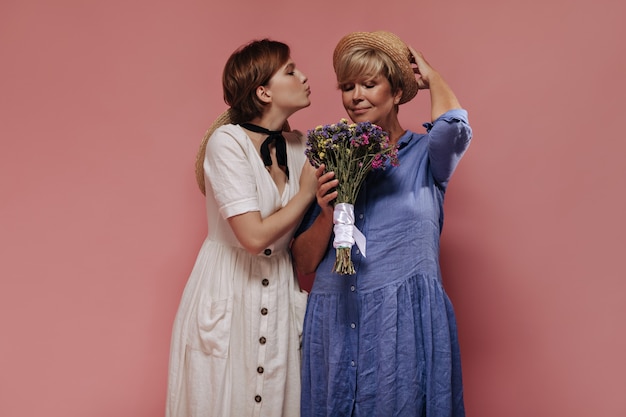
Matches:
[[222, 39, 290, 123]]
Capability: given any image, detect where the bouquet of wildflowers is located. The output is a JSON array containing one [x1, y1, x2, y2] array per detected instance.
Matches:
[[305, 119, 399, 275]]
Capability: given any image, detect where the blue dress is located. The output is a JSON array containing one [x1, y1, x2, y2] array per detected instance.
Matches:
[[298, 109, 472, 417]]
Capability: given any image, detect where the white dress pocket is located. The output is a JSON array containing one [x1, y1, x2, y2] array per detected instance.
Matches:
[[195, 296, 234, 358]]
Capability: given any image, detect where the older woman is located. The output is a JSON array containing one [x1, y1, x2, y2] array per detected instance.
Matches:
[[292, 31, 473, 417]]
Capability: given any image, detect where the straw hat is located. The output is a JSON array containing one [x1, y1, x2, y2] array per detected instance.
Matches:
[[332, 31, 418, 104], [195, 109, 290, 194]]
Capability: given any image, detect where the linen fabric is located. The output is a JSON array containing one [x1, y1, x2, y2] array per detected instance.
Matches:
[[298, 109, 472, 417], [166, 124, 308, 417]]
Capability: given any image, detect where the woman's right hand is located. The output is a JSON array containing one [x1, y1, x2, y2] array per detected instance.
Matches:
[[315, 164, 338, 212]]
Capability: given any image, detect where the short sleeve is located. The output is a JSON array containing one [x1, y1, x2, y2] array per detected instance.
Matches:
[[204, 125, 260, 219]]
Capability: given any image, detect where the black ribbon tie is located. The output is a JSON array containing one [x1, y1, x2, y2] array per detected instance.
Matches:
[[241, 123, 289, 179]]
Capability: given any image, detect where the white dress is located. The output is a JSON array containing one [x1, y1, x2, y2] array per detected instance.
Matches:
[[166, 124, 309, 417]]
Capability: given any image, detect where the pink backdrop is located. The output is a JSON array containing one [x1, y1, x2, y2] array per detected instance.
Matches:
[[2, 0, 625, 416]]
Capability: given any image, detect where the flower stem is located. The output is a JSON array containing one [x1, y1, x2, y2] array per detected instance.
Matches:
[[332, 247, 355, 275]]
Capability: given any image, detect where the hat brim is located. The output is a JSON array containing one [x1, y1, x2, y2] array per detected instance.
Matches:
[[333, 31, 418, 104], [195, 109, 291, 194], [195, 109, 233, 194]]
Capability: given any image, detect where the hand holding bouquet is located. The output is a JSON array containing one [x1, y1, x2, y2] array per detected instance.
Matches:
[[305, 119, 399, 275]]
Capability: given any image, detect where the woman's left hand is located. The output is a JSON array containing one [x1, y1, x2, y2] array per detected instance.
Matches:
[[407, 45, 462, 121], [408, 46, 438, 90]]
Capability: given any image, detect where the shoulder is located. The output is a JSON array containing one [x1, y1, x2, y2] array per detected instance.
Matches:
[[207, 124, 247, 151], [212, 123, 245, 141]]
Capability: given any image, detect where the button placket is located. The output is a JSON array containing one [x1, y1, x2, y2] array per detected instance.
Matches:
[[346, 274, 359, 375], [254, 262, 271, 414]]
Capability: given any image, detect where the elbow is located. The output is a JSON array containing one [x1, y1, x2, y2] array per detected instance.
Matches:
[[239, 236, 273, 256], [460, 123, 472, 147], [246, 245, 270, 256]]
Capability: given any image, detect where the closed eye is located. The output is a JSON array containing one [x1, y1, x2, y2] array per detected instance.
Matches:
[[285, 62, 296, 76], [340, 81, 376, 91]]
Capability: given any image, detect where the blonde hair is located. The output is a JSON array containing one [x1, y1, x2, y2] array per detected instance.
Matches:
[[334, 47, 404, 96]]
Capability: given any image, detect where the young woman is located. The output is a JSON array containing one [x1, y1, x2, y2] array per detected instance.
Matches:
[[293, 31, 473, 417], [166, 39, 317, 417]]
